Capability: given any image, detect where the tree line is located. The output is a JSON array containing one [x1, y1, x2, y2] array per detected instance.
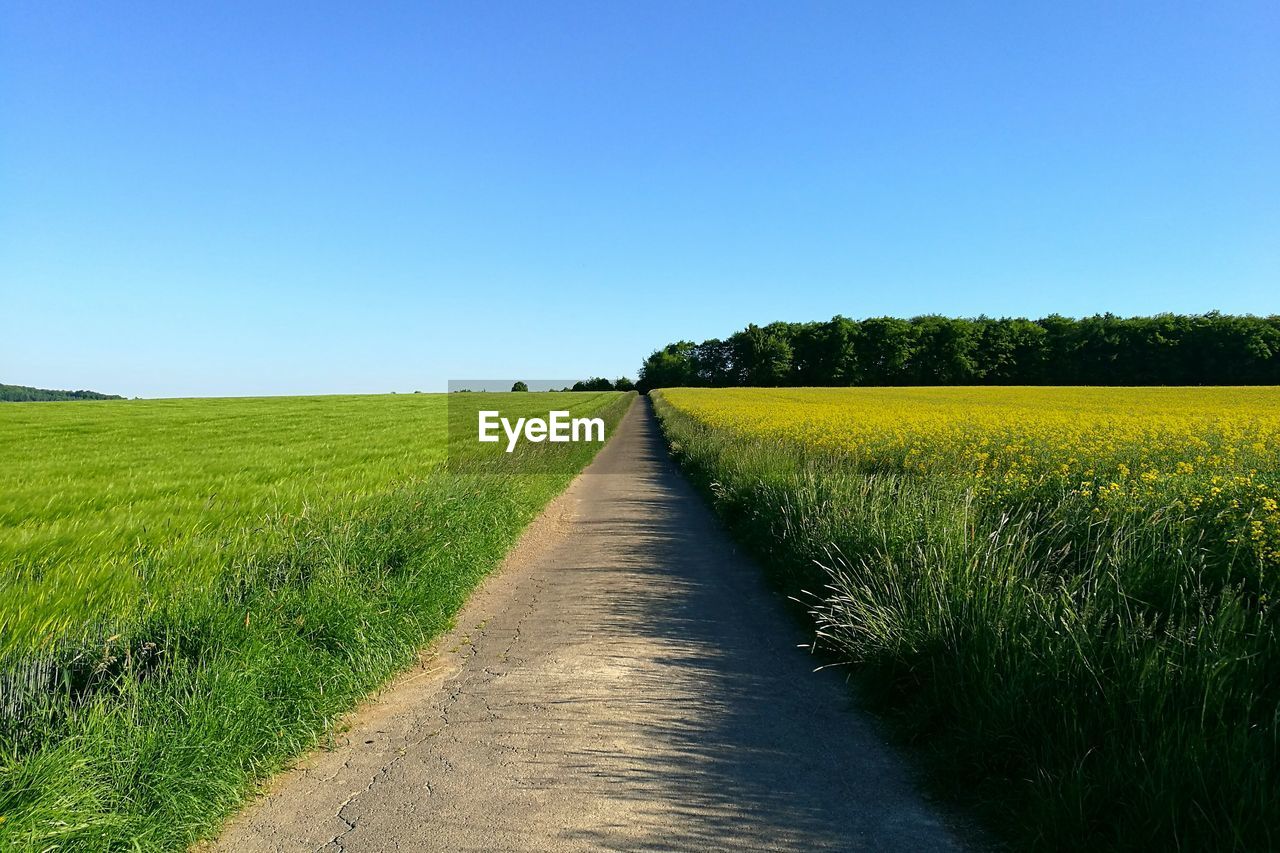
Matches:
[[508, 378, 636, 392], [635, 313, 1280, 391], [0, 383, 123, 402], [567, 377, 635, 392]]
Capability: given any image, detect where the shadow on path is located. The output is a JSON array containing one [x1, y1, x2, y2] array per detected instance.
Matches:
[[215, 398, 973, 853]]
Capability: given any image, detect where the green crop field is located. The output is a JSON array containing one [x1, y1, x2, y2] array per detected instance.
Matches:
[[653, 387, 1279, 851], [0, 391, 631, 850]]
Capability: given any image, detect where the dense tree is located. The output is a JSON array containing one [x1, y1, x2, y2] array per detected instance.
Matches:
[[729, 324, 794, 386], [571, 377, 617, 391], [792, 316, 858, 385], [909, 315, 980, 384], [635, 313, 1280, 391], [972, 317, 1047, 383], [692, 338, 734, 386], [637, 341, 698, 391], [510, 381, 529, 392], [852, 316, 914, 385], [0, 383, 122, 402]]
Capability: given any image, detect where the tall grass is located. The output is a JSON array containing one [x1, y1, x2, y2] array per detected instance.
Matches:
[[0, 391, 632, 850], [651, 390, 1278, 851]]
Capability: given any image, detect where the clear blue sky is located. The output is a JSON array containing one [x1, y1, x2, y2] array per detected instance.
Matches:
[[3, 2, 1277, 397]]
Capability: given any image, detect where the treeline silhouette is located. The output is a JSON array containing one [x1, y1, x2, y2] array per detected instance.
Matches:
[[567, 377, 635, 392], [0, 383, 123, 402], [636, 313, 1280, 391]]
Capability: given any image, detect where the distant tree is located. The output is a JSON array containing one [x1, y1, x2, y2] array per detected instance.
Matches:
[[0, 383, 123, 402], [511, 381, 529, 392], [974, 317, 1048, 383], [614, 376, 636, 392], [637, 341, 698, 392], [571, 377, 615, 392], [729, 324, 793, 386], [908, 315, 980, 384], [791, 315, 859, 385], [853, 317, 915, 385], [1184, 313, 1280, 385], [634, 312, 1280, 390], [692, 338, 734, 386]]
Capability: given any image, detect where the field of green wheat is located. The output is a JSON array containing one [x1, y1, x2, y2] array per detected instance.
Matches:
[[653, 387, 1279, 851], [0, 391, 631, 850]]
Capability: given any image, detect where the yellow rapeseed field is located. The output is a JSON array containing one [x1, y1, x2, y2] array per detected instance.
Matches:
[[660, 387, 1280, 568]]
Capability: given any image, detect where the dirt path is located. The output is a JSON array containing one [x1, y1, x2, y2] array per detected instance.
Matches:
[[213, 398, 969, 852]]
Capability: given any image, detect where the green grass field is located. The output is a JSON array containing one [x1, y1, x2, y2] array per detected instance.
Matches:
[[0, 391, 631, 850]]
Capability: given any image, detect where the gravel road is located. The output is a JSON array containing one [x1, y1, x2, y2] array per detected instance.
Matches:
[[212, 397, 970, 852]]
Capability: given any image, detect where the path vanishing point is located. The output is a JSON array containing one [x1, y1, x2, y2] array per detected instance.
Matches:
[[213, 398, 971, 852]]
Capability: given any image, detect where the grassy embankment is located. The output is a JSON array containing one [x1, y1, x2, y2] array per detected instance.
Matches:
[[652, 387, 1278, 851], [0, 391, 632, 850]]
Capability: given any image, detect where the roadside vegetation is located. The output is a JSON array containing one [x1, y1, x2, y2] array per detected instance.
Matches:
[[652, 387, 1278, 851], [0, 391, 632, 850]]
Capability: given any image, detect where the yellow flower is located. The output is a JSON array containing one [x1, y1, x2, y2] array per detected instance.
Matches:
[[661, 385, 1280, 570]]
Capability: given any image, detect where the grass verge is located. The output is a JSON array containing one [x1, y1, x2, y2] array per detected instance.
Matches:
[[651, 389, 1277, 851], [0, 392, 633, 850]]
